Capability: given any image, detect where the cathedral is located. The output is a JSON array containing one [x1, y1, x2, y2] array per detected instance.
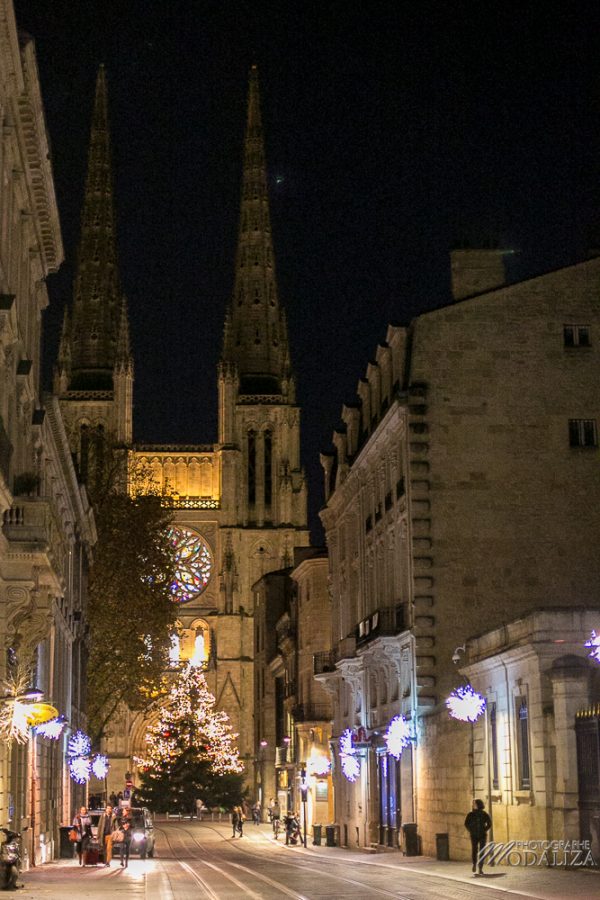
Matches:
[[54, 65, 309, 788]]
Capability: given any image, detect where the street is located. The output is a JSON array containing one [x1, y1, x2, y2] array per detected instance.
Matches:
[[20, 819, 600, 900]]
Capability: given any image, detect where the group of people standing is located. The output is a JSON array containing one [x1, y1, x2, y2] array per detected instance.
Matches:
[[71, 805, 135, 868]]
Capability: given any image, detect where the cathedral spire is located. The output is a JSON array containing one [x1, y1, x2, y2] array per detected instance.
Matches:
[[68, 64, 128, 388], [222, 66, 292, 396]]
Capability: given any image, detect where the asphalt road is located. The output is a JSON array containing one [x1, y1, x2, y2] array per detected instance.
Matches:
[[20, 819, 600, 899]]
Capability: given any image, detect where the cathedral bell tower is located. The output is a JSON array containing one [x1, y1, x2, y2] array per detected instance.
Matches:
[[219, 66, 307, 530], [54, 65, 133, 481]]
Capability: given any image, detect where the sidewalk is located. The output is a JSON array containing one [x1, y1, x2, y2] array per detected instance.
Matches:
[[284, 838, 600, 900], [20, 856, 149, 899]]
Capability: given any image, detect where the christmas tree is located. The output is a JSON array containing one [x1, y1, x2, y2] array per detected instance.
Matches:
[[136, 663, 245, 814]]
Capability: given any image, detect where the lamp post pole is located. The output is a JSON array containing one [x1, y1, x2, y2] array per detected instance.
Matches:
[[300, 766, 307, 848]]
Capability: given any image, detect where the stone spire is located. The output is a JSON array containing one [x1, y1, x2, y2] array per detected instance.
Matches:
[[68, 64, 129, 389], [221, 66, 292, 396]]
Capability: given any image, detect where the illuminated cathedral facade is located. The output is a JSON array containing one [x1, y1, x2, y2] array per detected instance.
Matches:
[[55, 66, 309, 788]]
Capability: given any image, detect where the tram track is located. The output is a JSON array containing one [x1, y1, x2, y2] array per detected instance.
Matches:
[[158, 820, 412, 899]]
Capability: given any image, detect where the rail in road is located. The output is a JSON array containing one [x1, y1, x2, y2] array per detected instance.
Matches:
[[151, 820, 555, 900]]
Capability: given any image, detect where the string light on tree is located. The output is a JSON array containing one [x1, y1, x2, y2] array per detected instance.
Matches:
[[446, 685, 486, 722], [135, 662, 244, 814]]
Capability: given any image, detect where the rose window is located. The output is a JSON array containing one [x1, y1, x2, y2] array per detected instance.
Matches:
[[168, 527, 213, 603]]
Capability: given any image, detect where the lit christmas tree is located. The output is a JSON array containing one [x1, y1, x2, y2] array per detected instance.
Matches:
[[136, 663, 245, 814]]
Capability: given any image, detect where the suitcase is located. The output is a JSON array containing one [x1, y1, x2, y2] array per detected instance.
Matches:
[[84, 842, 100, 866]]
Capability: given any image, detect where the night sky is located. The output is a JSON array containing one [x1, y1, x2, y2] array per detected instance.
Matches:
[[15, 0, 600, 540]]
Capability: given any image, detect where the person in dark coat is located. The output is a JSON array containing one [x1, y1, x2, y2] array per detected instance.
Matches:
[[72, 806, 92, 866], [464, 799, 492, 874]]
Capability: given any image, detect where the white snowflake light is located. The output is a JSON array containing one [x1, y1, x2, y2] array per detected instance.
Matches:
[[35, 716, 66, 740], [67, 730, 91, 759], [91, 754, 109, 780], [307, 752, 331, 776], [446, 685, 486, 722], [339, 728, 360, 782], [585, 630, 600, 663], [385, 715, 412, 759], [69, 756, 91, 784]]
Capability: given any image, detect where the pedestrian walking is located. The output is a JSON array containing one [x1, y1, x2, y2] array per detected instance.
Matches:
[[97, 804, 116, 867], [72, 806, 92, 866], [252, 801, 261, 824], [119, 808, 133, 867], [464, 799, 492, 874], [231, 806, 240, 837], [237, 806, 245, 836]]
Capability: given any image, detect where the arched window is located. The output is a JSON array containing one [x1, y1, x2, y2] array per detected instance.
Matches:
[[80, 424, 90, 482], [264, 430, 272, 508], [248, 430, 256, 505]]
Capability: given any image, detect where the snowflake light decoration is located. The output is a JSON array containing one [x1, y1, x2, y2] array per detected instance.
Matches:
[[91, 754, 110, 780], [585, 630, 600, 663], [69, 755, 91, 784], [385, 715, 413, 759], [307, 752, 331, 776], [446, 684, 486, 722], [339, 728, 360, 782], [35, 716, 67, 740], [168, 527, 213, 603], [67, 730, 91, 759]]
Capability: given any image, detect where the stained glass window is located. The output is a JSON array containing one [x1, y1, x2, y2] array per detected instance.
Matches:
[[168, 527, 213, 603]]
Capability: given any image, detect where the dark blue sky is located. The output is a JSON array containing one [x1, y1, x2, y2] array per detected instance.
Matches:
[[16, 0, 600, 538]]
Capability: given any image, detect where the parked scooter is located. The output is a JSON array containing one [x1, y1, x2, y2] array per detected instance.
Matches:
[[0, 827, 25, 890]]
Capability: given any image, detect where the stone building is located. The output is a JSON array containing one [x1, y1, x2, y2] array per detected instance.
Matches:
[[56, 65, 309, 790], [319, 248, 600, 857], [0, 0, 95, 865], [253, 548, 333, 826]]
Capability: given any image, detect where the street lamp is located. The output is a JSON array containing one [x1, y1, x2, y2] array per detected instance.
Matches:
[[300, 766, 308, 848]]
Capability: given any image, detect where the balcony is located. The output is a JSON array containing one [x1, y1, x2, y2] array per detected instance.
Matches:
[[313, 651, 335, 675], [275, 746, 289, 766], [293, 702, 332, 723], [336, 634, 356, 662], [3, 498, 52, 549], [356, 604, 406, 647]]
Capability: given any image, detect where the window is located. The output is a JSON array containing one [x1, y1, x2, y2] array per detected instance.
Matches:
[[569, 419, 598, 448], [563, 324, 591, 347], [248, 430, 256, 504], [264, 430, 272, 506], [516, 696, 531, 790], [490, 702, 499, 790]]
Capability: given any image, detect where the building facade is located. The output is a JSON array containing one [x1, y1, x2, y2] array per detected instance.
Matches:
[[55, 65, 309, 790], [0, 0, 95, 865], [319, 249, 600, 857]]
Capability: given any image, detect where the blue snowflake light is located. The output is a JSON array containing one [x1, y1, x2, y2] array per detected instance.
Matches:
[[67, 729, 91, 759], [35, 716, 67, 740], [69, 756, 91, 784], [385, 715, 413, 759], [585, 630, 600, 664], [339, 728, 360, 782], [91, 754, 109, 780], [446, 685, 486, 723]]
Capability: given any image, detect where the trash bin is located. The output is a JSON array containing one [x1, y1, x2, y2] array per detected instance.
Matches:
[[436, 832, 449, 861], [313, 824, 322, 846], [402, 822, 419, 856], [59, 826, 74, 859], [325, 824, 336, 847]]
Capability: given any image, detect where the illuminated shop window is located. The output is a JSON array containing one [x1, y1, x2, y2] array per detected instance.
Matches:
[[168, 527, 213, 603]]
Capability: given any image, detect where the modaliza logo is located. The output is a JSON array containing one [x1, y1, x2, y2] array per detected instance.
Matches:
[[479, 840, 596, 868]]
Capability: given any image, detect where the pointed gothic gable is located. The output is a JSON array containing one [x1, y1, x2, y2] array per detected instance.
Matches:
[[216, 671, 242, 709], [221, 66, 293, 398]]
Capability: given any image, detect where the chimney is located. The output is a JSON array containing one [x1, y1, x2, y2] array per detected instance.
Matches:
[[450, 248, 511, 301]]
